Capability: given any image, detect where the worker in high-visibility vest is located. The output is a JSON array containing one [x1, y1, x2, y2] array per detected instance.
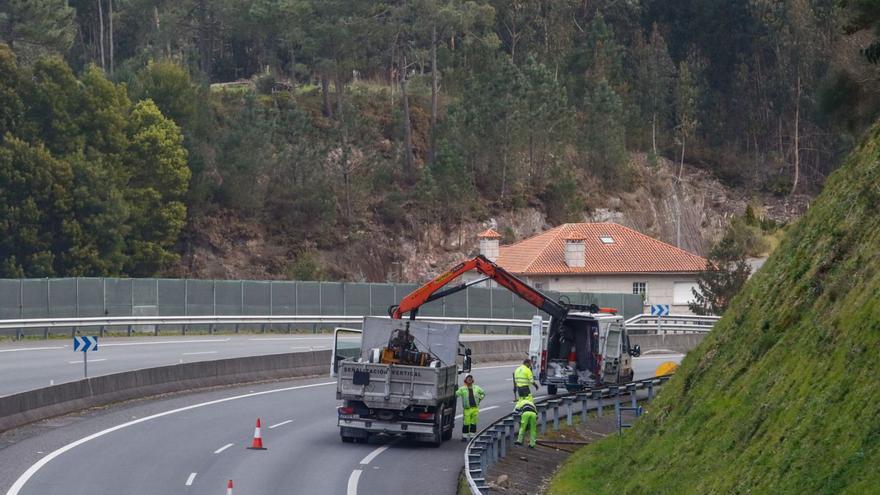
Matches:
[[455, 374, 485, 441], [513, 358, 538, 400], [514, 395, 538, 448]]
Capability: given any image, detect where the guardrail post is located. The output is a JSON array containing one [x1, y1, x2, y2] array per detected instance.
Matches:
[[209, 323, 215, 335], [99, 325, 105, 337], [127, 325, 133, 337], [496, 427, 507, 459], [593, 390, 603, 417], [260, 323, 266, 334], [550, 400, 561, 431], [578, 393, 589, 422], [539, 404, 548, 434], [629, 383, 638, 408], [564, 397, 574, 426], [647, 381, 654, 402], [503, 418, 516, 448]]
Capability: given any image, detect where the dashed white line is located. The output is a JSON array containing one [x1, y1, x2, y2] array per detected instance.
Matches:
[[181, 351, 219, 356], [4, 380, 336, 495], [67, 358, 107, 364], [185, 472, 197, 486], [454, 405, 499, 420], [0, 346, 66, 353], [269, 420, 292, 429], [213, 443, 234, 454], [100, 339, 231, 347], [346, 469, 362, 495]]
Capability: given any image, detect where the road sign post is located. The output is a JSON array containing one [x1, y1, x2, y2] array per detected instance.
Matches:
[[73, 336, 98, 378], [650, 304, 670, 334]]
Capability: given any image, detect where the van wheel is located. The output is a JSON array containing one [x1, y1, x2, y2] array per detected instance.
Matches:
[[547, 384, 558, 395]]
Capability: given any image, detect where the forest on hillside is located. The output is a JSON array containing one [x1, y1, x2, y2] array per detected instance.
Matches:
[[1, 0, 879, 279]]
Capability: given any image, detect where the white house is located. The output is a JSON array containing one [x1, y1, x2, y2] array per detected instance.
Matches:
[[476, 223, 707, 314]]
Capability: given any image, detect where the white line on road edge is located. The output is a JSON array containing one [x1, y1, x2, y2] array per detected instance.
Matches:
[[471, 364, 518, 371], [5, 380, 336, 495], [268, 420, 293, 429], [213, 443, 234, 454], [0, 347, 66, 353], [99, 339, 231, 347], [181, 351, 219, 356], [248, 337, 329, 341], [346, 470, 362, 495], [67, 358, 107, 364], [185, 472, 197, 486], [454, 405, 499, 420]]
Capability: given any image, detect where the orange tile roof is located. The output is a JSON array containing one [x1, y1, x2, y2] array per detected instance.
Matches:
[[496, 223, 706, 275], [477, 228, 502, 239]]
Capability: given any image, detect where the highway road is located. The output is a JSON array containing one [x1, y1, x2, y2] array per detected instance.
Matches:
[[0, 355, 681, 495], [0, 334, 526, 397]]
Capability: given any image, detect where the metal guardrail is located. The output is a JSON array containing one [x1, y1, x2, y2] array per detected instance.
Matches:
[[464, 375, 673, 494], [624, 313, 719, 334], [0, 315, 545, 339]]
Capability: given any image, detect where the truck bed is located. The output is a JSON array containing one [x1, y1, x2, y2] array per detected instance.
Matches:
[[336, 361, 457, 410]]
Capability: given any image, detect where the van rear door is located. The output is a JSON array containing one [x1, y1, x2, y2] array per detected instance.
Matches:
[[601, 323, 623, 383]]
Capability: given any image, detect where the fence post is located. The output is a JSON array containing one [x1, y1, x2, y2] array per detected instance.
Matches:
[[75, 278, 80, 317]]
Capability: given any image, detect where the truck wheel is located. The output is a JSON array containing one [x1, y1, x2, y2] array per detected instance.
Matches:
[[547, 384, 558, 395], [341, 435, 355, 443]]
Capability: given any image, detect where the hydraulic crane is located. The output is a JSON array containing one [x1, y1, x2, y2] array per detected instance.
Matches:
[[389, 255, 631, 392]]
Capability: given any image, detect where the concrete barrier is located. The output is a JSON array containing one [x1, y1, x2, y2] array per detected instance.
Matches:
[[0, 339, 526, 433], [631, 333, 705, 354]]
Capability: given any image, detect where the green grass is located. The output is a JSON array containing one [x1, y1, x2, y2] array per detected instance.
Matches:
[[548, 124, 880, 494]]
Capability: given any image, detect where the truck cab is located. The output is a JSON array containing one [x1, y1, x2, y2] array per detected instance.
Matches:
[[533, 311, 639, 394]]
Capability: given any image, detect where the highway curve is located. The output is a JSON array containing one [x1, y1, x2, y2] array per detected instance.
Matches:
[[0, 356, 678, 495]]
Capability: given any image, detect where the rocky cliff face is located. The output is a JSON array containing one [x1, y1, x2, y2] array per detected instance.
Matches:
[[175, 154, 809, 282]]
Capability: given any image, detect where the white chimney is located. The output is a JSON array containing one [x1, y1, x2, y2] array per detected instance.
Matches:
[[478, 228, 502, 262], [564, 234, 586, 268]]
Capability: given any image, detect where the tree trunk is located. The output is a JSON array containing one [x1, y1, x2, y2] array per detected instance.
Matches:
[[108, 0, 114, 75], [678, 136, 686, 181], [429, 23, 439, 166], [334, 76, 344, 121], [97, 0, 105, 70], [651, 112, 657, 155], [401, 64, 415, 176], [790, 74, 801, 196], [320, 77, 333, 118], [197, 0, 212, 77]]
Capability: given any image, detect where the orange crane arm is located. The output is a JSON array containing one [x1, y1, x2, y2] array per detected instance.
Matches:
[[390, 255, 567, 320]]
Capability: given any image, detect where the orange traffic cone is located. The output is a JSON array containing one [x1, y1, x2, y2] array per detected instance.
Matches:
[[247, 418, 267, 450], [226, 480, 234, 495]]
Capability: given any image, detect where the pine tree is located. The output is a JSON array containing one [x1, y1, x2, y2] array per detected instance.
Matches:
[[689, 236, 751, 316], [0, 0, 75, 61]]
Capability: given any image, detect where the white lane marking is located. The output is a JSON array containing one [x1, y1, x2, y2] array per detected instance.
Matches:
[[346, 469, 362, 495], [6, 381, 335, 495], [99, 339, 231, 347], [454, 405, 499, 420], [504, 378, 512, 381], [248, 337, 329, 341], [268, 420, 292, 429], [67, 358, 108, 364], [185, 472, 197, 486], [213, 443, 234, 454], [0, 346, 66, 353], [471, 364, 517, 370], [181, 351, 219, 356], [359, 444, 391, 465]]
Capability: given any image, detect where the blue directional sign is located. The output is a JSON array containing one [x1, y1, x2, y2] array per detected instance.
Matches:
[[73, 336, 99, 352], [650, 304, 670, 317]]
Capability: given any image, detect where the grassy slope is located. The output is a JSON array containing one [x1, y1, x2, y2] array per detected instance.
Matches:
[[549, 125, 880, 494]]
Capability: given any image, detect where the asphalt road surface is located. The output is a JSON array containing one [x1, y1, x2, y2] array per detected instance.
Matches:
[[0, 334, 526, 397], [0, 355, 681, 495]]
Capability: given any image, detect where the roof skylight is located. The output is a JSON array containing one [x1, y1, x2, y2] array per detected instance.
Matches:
[[599, 235, 615, 244]]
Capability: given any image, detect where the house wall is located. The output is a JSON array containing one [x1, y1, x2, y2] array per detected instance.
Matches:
[[524, 274, 700, 315]]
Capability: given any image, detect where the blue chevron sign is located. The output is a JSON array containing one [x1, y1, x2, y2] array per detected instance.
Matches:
[[73, 336, 99, 352], [650, 304, 670, 317]]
